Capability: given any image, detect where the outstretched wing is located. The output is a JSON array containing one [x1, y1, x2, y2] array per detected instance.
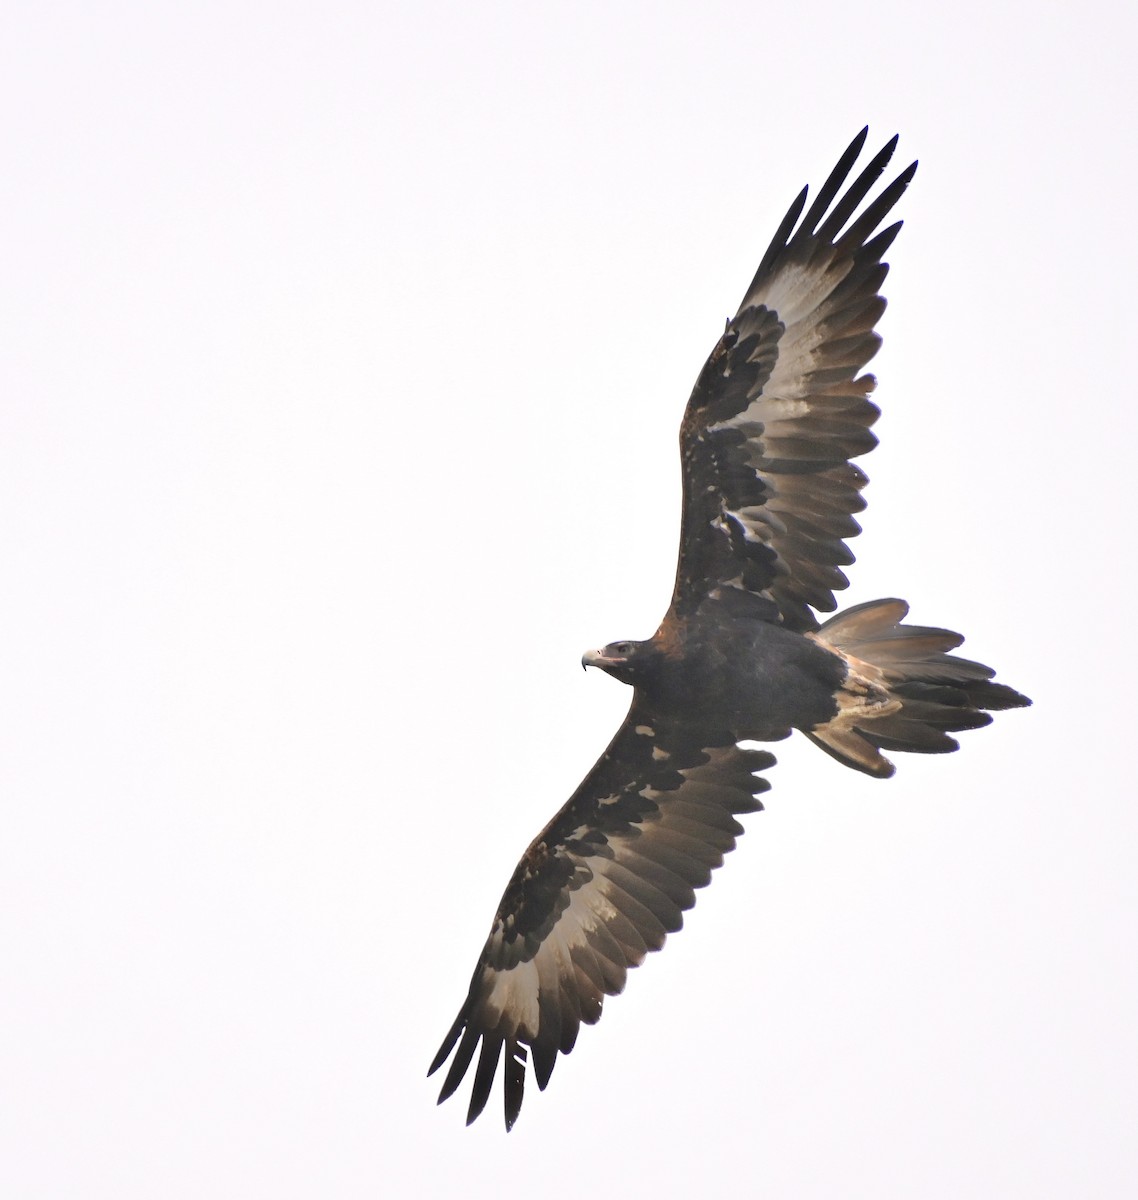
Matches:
[[429, 708, 774, 1129], [669, 129, 917, 632]]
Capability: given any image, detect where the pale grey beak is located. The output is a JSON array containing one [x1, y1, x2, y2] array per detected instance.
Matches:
[[581, 648, 623, 671]]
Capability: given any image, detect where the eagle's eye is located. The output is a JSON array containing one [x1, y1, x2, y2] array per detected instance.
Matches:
[[613, 642, 635, 656]]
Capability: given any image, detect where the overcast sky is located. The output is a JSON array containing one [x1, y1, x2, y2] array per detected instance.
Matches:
[[2, 1, 1136, 1196]]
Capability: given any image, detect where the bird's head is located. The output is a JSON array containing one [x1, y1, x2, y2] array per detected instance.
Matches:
[[581, 638, 661, 686]]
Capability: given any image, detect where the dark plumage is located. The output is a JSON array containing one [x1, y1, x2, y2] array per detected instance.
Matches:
[[429, 130, 1030, 1129]]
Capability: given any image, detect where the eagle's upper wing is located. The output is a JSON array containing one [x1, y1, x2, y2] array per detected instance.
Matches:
[[429, 707, 774, 1129], [668, 129, 917, 632]]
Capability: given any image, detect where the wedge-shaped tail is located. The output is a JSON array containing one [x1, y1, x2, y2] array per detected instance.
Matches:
[[807, 598, 1030, 778]]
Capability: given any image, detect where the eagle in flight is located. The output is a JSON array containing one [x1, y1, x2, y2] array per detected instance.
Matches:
[[429, 130, 1030, 1129]]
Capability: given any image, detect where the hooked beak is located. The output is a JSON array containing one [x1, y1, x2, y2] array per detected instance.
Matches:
[[581, 648, 624, 671]]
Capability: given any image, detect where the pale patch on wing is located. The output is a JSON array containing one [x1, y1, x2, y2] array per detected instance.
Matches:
[[480, 959, 540, 1039], [752, 255, 855, 328]]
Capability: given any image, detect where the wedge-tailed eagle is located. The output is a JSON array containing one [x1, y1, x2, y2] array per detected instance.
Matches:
[[429, 130, 1030, 1129]]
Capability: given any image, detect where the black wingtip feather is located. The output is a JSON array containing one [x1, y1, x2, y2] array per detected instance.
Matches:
[[745, 132, 910, 322], [428, 1012, 464, 1078], [752, 184, 809, 285], [504, 1042, 526, 1131], [816, 135, 899, 241], [465, 1033, 504, 1125], [840, 159, 918, 250], [532, 1033, 558, 1091], [436, 1022, 480, 1104], [798, 127, 873, 238], [862, 219, 904, 262]]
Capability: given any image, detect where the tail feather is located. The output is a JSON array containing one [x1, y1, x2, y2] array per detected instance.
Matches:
[[807, 598, 1030, 777]]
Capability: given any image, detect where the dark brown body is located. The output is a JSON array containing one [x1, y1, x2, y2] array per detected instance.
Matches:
[[613, 604, 847, 740]]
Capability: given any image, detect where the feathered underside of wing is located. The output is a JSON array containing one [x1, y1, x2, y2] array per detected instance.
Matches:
[[429, 710, 775, 1130], [670, 129, 918, 632]]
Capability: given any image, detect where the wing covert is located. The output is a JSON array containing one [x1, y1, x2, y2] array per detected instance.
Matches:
[[429, 708, 774, 1129], [670, 129, 917, 631]]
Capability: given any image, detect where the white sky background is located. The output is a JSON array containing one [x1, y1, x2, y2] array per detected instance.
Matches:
[[2, 1, 1135, 1195]]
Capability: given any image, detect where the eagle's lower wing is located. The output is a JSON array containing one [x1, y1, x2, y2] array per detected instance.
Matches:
[[429, 708, 774, 1129], [669, 129, 917, 632]]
